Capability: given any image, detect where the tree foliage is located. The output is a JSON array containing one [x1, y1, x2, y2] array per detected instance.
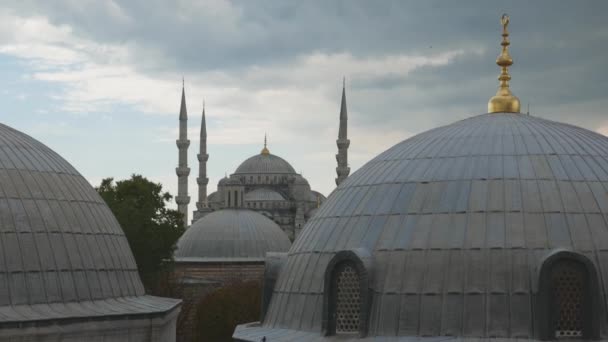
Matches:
[[194, 281, 261, 342], [96, 174, 185, 290]]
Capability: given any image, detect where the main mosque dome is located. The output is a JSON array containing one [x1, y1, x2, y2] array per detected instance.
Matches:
[[235, 15, 608, 342], [0, 123, 180, 339], [235, 153, 296, 175]]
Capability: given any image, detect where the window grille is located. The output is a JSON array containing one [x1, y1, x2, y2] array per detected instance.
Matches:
[[334, 263, 360, 333], [553, 261, 584, 338]]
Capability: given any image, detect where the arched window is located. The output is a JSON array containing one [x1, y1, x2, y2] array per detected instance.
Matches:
[[552, 260, 585, 338], [332, 263, 361, 334], [538, 250, 600, 340], [323, 249, 372, 337]]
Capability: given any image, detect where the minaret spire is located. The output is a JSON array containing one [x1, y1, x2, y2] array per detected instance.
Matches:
[[261, 133, 270, 155], [488, 14, 520, 113], [335, 78, 350, 186], [175, 81, 191, 224], [194, 101, 210, 222]]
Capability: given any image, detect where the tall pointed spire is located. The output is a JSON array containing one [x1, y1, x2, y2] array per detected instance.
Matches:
[[335, 78, 350, 186], [193, 101, 211, 223], [175, 80, 191, 225]]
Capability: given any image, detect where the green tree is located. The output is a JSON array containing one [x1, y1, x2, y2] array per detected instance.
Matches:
[[96, 174, 185, 290], [194, 281, 261, 342]]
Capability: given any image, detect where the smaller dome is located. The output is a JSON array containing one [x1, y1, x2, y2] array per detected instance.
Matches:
[[175, 209, 290, 262], [244, 188, 285, 202], [235, 153, 296, 174], [208, 191, 220, 203], [293, 175, 309, 185]]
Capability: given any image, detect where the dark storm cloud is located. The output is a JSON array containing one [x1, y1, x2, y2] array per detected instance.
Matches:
[[8, 1, 608, 68], [5, 0, 608, 132]]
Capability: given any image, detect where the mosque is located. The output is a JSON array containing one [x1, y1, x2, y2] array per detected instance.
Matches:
[[233, 15, 608, 341], [174, 81, 350, 240]]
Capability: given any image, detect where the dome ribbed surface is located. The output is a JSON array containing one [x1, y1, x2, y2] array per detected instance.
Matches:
[[248, 114, 608, 340], [0, 123, 179, 324], [244, 188, 285, 202], [235, 153, 296, 174], [175, 209, 290, 261]]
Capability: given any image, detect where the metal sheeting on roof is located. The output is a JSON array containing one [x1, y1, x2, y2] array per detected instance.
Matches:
[[238, 113, 608, 340], [244, 188, 286, 202], [234, 153, 296, 174], [175, 209, 291, 261], [0, 123, 180, 323]]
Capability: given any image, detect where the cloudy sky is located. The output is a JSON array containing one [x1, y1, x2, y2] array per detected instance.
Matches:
[[1, 1, 607, 207]]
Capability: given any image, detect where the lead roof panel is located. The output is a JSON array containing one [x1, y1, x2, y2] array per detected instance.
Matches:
[[257, 114, 608, 339]]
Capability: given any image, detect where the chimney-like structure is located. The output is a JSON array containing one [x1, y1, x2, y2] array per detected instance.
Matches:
[[335, 78, 350, 186], [175, 81, 191, 224], [193, 102, 211, 223]]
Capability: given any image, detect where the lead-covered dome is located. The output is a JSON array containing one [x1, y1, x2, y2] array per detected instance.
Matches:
[[236, 113, 608, 340], [0, 123, 179, 325], [175, 209, 291, 261], [235, 153, 296, 174]]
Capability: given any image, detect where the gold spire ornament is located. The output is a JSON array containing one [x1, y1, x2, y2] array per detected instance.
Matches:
[[261, 133, 270, 155], [488, 14, 521, 113]]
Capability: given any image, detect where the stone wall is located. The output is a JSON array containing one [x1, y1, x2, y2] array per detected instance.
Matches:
[[174, 261, 265, 342]]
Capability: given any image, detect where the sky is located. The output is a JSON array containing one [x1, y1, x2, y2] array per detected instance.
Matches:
[[1, 1, 607, 209]]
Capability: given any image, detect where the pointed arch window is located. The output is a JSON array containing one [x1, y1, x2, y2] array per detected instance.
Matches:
[[333, 262, 360, 333], [323, 249, 372, 337], [552, 260, 584, 338], [538, 250, 600, 340]]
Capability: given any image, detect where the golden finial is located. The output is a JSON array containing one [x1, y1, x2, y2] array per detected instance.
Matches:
[[261, 133, 270, 155], [488, 14, 521, 113]]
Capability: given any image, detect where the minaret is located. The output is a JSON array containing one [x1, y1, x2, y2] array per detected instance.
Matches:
[[175, 80, 190, 224], [335, 78, 350, 186], [193, 102, 211, 223]]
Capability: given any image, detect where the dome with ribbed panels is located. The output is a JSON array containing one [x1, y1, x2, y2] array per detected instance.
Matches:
[[234, 113, 608, 341], [0, 123, 179, 325], [235, 153, 296, 175], [175, 209, 291, 262]]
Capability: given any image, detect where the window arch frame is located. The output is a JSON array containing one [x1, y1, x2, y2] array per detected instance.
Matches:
[[322, 249, 373, 337], [537, 250, 600, 340]]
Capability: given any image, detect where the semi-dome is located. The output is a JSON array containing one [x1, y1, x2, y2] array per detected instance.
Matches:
[[235, 113, 608, 340], [175, 209, 290, 261], [244, 188, 285, 202], [0, 124, 179, 328], [235, 153, 296, 175]]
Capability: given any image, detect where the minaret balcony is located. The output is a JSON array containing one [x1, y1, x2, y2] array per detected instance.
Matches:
[[197, 153, 209, 162], [175, 167, 191, 176], [336, 139, 350, 149], [175, 195, 191, 204], [197, 177, 209, 185], [176, 139, 190, 148]]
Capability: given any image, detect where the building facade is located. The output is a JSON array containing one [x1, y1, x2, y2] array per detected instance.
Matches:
[[173, 209, 291, 341]]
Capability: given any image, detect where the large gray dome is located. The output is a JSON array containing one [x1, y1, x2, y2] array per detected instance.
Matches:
[[235, 153, 296, 174], [236, 113, 608, 340], [175, 209, 291, 261], [0, 123, 179, 324]]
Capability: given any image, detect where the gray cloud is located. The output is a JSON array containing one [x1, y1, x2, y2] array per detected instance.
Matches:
[[2, 0, 608, 197]]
